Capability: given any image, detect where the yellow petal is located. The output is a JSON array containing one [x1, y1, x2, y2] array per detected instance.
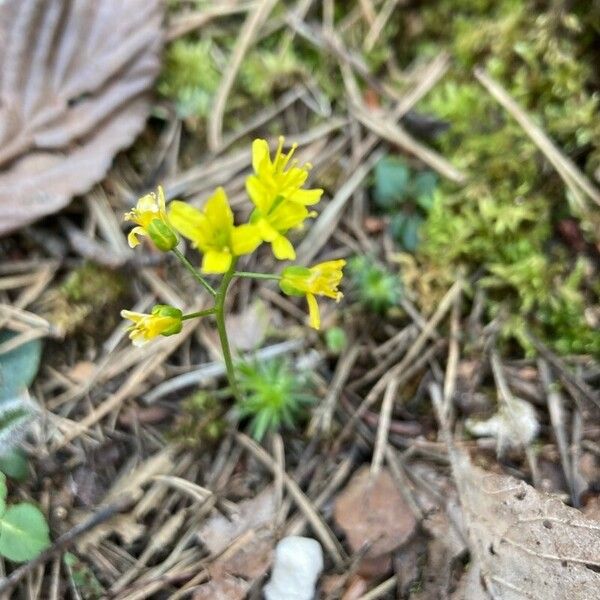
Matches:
[[272, 234, 296, 260], [245, 175, 271, 213], [168, 201, 207, 246], [231, 224, 262, 255], [156, 185, 167, 211], [306, 293, 320, 330], [127, 226, 146, 248], [130, 329, 150, 347], [121, 309, 145, 324], [202, 250, 232, 274], [268, 201, 309, 232], [252, 139, 271, 173], [136, 193, 159, 214], [289, 188, 323, 206], [257, 218, 278, 242], [204, 187, 234, 233]]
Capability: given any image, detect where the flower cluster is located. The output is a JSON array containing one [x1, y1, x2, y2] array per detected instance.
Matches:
[[121, 137, 345, 347]]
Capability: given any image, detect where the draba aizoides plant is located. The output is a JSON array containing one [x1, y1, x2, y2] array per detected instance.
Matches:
[[121, 137, 345, 407]]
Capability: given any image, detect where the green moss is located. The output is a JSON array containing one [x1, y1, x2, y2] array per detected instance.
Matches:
[[168, 391, 226, 446], [412, 0, 600, 178], [157, 39, 220, 118], [41, 264, 126, 336], [239, 45, 306, 101], [407, 0, 600, 356]]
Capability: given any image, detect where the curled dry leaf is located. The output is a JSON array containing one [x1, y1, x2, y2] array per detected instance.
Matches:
[[465, 396, 539, 453], [452, 451, 600, 599], [198, 487, 276, 556], [0, 0, 163, 235], [333, 466, 417, 560]]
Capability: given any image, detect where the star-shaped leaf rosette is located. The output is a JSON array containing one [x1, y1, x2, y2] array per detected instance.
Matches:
[[121, 137, 345, 406]]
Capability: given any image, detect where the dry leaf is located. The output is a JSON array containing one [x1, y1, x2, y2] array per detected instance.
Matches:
[[210, 529, 274, 581], [465, 396, 539, 453], [224, 299, 272, 353], [452, 451, 600, 599], [450, 559, 488, 600], [333, 466, 417, 559], [67, 361, 96, 384], [0, 0, 163, 234], [193, 575, 249, 600], [198, 487, 276, 555]]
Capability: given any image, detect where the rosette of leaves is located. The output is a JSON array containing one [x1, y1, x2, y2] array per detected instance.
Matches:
[[373, 156, 438, 252], [236, 359, 315, 441], [348, 255, 402, 314]]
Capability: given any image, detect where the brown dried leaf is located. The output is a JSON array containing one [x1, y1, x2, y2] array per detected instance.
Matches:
[[333, 466, 417, 559], [452, 451, 600, 599], [198, 487, 276, 555], [210, 529, 274, 581], [193, 575, 249, 600], [0, 0, 163, 234], [226, 299, 271, 352]]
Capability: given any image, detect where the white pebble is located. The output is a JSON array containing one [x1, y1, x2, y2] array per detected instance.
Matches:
[[263, 536, 324, 600]]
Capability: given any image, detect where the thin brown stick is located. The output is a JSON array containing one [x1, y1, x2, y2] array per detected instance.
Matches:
[[208, 0, 279, 150], [236, 433, 347, 567], [474, 67, 600, 207], [371, 377, 399, 475]]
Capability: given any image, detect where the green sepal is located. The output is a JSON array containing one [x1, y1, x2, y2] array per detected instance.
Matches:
[[151, 305, 183, 336], [147, 219, 178, 252], [279, 266, 311, 297]]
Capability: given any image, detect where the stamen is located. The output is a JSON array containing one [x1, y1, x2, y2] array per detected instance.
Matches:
[[274, 136, 285, 166], [281, 142, 298, 170]]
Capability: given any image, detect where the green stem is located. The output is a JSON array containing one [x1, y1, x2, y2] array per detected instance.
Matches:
[[182, 308, 216, 320], [234, 271, 281, 281], [215, 260, 242, 403], [172, 247, 216, 297]]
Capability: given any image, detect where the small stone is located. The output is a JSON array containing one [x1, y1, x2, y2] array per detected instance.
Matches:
[[263, 536, 324, 600]]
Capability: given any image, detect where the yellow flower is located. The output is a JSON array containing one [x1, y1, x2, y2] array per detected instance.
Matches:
[[279, 260, 345, 329], [168, 187, 261, 274], [247, 137, 323, 211], [253, 200, 315, 260], [124, 186, 177, 251], [121, 305, 183, 346], [246, 137, 323, 261]]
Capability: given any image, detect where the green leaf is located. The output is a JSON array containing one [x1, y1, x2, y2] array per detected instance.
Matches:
[[401, 215, 424, 252], [0, 448, 29, 482], [0, 396, 36, 448], [0, 502, 50, 562], [325, 327, 347, 354], [411, 171, 438, 207], [374, 157, 410, 209], [0, 472, 6, 516], [389, 212, 410, 243], [0, 331, 42, 402]]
